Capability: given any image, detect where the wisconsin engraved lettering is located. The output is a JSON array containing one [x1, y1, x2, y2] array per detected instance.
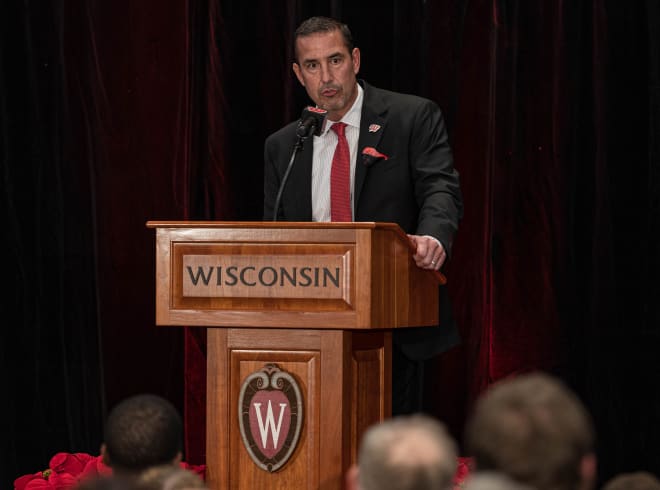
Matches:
[[181, 254, 348, 299]]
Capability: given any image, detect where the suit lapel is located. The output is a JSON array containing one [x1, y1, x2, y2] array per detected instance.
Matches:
[[355, 83, 387, 209]]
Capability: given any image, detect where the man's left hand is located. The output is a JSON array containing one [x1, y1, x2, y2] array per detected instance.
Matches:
[[407, 234, 446, 270]]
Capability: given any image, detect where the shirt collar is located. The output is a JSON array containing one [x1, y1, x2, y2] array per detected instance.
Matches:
[[319, 83, 364, 135]]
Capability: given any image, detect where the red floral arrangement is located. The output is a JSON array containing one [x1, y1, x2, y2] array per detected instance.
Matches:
[[14, 453, 205, 490], [453, 457, 473, 489], [15, 452, 466, 489]]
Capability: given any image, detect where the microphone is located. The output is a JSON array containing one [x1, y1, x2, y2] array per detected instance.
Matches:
[[296, 106, 328, 138]]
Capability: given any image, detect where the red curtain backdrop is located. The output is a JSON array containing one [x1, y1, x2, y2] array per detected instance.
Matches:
[[2, 0, 659, 486]]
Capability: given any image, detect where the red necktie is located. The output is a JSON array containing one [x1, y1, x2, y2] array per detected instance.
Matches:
[[330, 122, 352, 221]]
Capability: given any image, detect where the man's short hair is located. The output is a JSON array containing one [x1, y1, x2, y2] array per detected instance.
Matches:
[[358, 414, 458, 490], [465, 372, 595, 490], [463, 472, 535, 490], [602, 472, 660, 490], [138, 465, 207, 490], [75, 475, 136, 490], [104, 394, 183, 472], [293, 16, 354, 62]]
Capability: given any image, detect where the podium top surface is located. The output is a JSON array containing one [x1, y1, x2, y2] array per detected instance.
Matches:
[[146, 220, 401, 231]]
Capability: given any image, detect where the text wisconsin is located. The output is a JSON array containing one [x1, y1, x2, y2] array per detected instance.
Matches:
[[186, 265, 340, 288]]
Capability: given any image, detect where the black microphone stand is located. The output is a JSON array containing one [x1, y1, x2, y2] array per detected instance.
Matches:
[[272, 134, 306, 221]]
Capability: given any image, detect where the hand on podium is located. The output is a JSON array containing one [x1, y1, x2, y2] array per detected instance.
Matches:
[[407, 234, 447, 271]]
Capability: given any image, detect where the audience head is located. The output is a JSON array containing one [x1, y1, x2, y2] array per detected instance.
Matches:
[[347, 414, 458, 490], [137, 465, 207, 490], [602, 471, 660, 490], [465, 372, 596, 490], [101, 394, 183, 474], [74, 475, 138, 490], [463, 472, 536, 490]]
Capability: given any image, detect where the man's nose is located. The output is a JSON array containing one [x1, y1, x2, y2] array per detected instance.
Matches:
[[319, 63, 333, 84]]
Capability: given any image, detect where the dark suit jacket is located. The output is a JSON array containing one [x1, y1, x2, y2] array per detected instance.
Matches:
[[263, 81, 463, 359]]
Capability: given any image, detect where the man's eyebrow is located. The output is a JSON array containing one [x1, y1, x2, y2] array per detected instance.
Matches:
[[301, 52, 344, 64]]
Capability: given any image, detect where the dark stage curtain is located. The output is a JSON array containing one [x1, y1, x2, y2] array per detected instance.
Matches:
[[1, 1, 104, 485], [1, 0, 202, 484], [2, 0, 659, 487]]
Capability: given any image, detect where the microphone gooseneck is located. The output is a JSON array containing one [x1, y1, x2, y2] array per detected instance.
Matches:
[[272, 107, 328, 221]]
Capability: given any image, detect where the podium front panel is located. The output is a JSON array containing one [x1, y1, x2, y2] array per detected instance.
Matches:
[[205, 328, 391, 490]]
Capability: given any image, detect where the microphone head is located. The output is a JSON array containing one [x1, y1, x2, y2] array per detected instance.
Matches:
[[297, 106, 328, 138]]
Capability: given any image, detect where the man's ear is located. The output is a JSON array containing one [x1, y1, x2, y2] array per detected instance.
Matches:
[[292, 62, 304, 86], [345, 464, 359, 490], [100, 443, 111, 467], [352, 47, 361, 75]]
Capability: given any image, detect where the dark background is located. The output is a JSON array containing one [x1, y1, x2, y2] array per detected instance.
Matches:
[[1, 0, 659, 487]]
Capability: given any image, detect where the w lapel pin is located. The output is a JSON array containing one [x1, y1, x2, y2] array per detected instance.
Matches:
[[368, 124, 381, 133]]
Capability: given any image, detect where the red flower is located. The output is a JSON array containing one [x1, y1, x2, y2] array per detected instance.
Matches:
[[51, 473, 78, 490], [180, 462, 206, 479], [14, 472, 44, 490], [49, 453, 94, 476], [79, 455, 112, 481], [25, 472, 78, 490], [18, 471, 77, 490], [23, 478, 52, 489], [39, 473, 77, 490], [452, 457, 474, 489]]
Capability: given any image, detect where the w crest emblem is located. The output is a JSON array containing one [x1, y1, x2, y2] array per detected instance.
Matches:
[[238, 364, 304, 472]]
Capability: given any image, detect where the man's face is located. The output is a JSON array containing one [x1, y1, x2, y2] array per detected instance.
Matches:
[[293, 30, 360, 121]]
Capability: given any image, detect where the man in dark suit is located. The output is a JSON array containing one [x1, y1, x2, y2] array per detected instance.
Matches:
[[263, 16, 463, 414]]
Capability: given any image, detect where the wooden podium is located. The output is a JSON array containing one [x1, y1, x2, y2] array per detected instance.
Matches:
[[147, 221, 445, 490]]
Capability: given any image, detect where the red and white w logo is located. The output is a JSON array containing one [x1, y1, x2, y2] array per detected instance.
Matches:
[[238, 364, 303, 472], [249, 392, 291, 458]]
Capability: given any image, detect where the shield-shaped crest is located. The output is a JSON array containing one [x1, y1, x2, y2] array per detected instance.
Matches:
[[238, 364, 304, 472]]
